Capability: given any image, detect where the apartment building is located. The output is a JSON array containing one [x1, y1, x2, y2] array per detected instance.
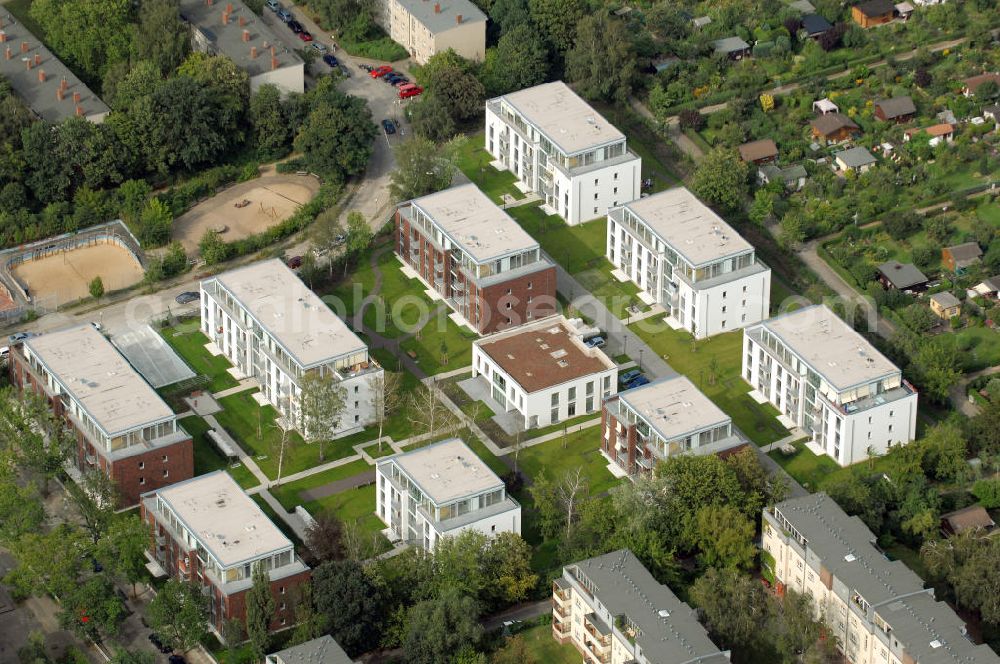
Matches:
[[181, 0, 305, 94], [0, 20, 109, 123], [471, 315, 617, 430], [200, 259, 382, 436], [141, 472, 310, 635], [266, 635, 353, 664], [763, 493, 1000, 664], [553, 549, 730, 664], [485, 81, 642, 225], [9, 325, 192, 506], [375, 438, 521, 550], [607, 187, 771, 339], [376, 0, 485, 64], [395, 183, 557, 334], [601, 376, 742, 477], [742, 305, 917, 466]]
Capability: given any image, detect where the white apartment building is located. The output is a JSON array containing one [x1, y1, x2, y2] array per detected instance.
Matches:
[[742, 305, 917, 466], [601, 376, 743, 477], [375, 0, 485, 64], [607, 187, 771, 338], [553, 549, 730, 664], [763, 494, 1000, 664], [485, 81, 642, 225], [200, 259, 382, 437], [471, 315, 617, 430], [375, 438, 521, 550]]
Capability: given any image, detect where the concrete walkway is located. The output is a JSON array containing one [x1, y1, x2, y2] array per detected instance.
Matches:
[[211, 378, 259, 399], [300, 470, 376, 502], [951, 365, 1000, 417], [759, 429, 810, 454], [494, 418, 602, 456]]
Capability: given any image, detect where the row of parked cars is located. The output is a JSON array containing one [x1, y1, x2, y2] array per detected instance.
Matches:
[[581, 333, 649, 390], [361, 64, 424, 99], [266, 0, 314, 41]]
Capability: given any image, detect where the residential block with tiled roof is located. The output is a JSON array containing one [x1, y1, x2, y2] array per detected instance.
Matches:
[[375, 0, 485, 64]]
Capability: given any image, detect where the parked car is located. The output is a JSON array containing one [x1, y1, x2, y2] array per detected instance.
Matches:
[[266, 0, 280, 10], [287, 19, 303, 33], [148, 634, 172, 654], [0, 346, 10, 359], [322, 53, 339, 67], [384, 73, 401, 83], [8, 332, 28, 343], [359, 63, 373, 71], [618, 369, 642, 385], [583, 335, 606, 348], [168, 656, 187, 664], [398, 85, 423, 99], [392, 77, 410, 87], [371, 65, 393, 78], [276, 7, 292, 21], [334, 233, 347, 246], [90, 321, 102, 331], [287, 255, 303, 269], [298, 31, 313, 42], [311, 42, 328, 53], [625, 375, 650, 390], [175, 291, 199, 304], [381, 119, 396, 134]]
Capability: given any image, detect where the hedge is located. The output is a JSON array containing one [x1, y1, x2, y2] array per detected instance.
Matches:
[[157, 163, 261, 217]]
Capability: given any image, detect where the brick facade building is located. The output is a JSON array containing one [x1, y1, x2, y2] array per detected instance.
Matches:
[[395, 183, 557, 334], [141, 472, 310, 636], [9, 325, 192, 506]]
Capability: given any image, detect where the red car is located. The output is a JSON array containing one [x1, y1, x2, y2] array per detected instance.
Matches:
[[398, 85, 423, 99], [298, 31, 313, 42], [370, 65, 393, 78], [287, 255, 303, 269]]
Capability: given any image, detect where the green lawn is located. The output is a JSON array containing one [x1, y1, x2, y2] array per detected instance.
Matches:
[[181, 415, 259, 490], [507, 204, 606, 275], [517, 428, 620, 496], [954, 324, 1000, 372], [213, 391, 357, 480], [768, 439, 899, 492], [514, 624, 580, 664], [159, 324, 239, 393], [297, 483, 391, 555], [270, 459, 373, 511], [628, 320, 790, 446], [455, 134, 525, 204]]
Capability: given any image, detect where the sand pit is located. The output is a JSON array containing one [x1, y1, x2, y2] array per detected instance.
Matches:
[[13, 243, 144, 306], [172, 175, 321, 254]]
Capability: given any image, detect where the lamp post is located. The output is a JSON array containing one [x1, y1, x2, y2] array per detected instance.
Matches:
[[638, 348, 644, 372]]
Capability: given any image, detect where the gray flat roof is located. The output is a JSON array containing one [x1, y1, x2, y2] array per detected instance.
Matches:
[[618, 187, 753, 266], [269, 635, 352, 664], [497, 81, 626, 156], [835, 146, 877, 168], [773, 494, 1000, 663], [877, 261, 927, 289], [408, 184, 540, 263], [179, 0, 302, 77], [759, 304, 899, 390], [393, 0, 485, 34], [713, 36, 750, 53], [206, 259, 367, 369], [620, 376, 730, 441], [154, 471, 292, 568], [0, 18, 108, 122], [931, 291, 961, 308], [382, 438, 503, 505], [568, 550, 729, 663], [24, 325, 174, 436]]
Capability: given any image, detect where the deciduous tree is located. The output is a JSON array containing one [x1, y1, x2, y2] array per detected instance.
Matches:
[[245, 562, 275, 661], [96, 515, 151, 598], [388, 137, 457, 202], [694, 504, 756, 570], [304, 513, 345, 563], [58, 574, 126, 641], [528, 0, 585, 52], [134, 0, 191, 75], [565, 14, 636, 103], [404, 588, 483, 664], [371, 370, 404, 452], [294, 98, 376, 181], [481, 26, 548, 95], [147, 579, 209, 653], [299, 371, 346, 461], [313, 559, 384, 656], [692, 148, 749, 211]]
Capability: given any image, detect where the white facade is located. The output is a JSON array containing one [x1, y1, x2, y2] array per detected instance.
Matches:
[[485, 82, 642, 225], [470, 316, 617, 430], [762, 494, 1000, 664], [742, 305, 917, 466], [376, 0, 486, 64], [200, 260, 381, 438], [375, 438, 521, 550], [607, 188, 771, 339]]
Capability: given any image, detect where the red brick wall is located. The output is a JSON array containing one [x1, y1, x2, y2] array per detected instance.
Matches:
[[220, 569, 311, 633]]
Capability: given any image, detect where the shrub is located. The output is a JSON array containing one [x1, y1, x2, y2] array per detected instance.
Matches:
[[972, 479, 1000, 509], [678, 109, 705, 131]]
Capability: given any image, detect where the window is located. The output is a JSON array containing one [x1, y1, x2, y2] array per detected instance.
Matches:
[[280, 602, 286, 610], [594, 193, 598, 200], [506, 288, 512, 295], [138, 461, 144, 470], [280, 586, 286, 594], [506, 302, 512, 309], [162, 470, 169, 478], [139, 477, 145, 485], [722, 291, 727, 298], [354, 414, 360, 423], [161, 455, 168, 462], [593, 207, 598, 214], [491, 524, 496, 532], [722, 306, 727, 313], [614, 172, 618, 180], [355, 386, 360, 393], [354, 401, 359, 408], [613, 187, 618, 194], [527, 281, 533, 290], [722, 320, 726, 328], [551, 392, 560, 405], [594, 179, 598, 185], [888, 424, 893, 433]]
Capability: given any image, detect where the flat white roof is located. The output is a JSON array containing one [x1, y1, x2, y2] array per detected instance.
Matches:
[[206, 259, 367, 369], [154, 471, 291, 568], [618, 187, 753, 266], [497, 81, 626, 156], [760, 304, 900, 390], [409, 184, 539, 263], [24, 325, 174, 435], [386, 438, 503, 505], [620, 376, 730, 440]]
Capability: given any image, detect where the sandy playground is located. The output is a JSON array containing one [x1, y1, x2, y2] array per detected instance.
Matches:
[[13, 243, 144, 307], [171, 174, 321, 254]]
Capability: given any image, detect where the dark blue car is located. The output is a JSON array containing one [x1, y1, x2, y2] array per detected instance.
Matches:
[[624, 375, 650, 390], [322, 54, 339, 67], [618, 369, 641, 385]]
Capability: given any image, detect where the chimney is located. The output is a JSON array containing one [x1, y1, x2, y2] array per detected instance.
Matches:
[[242, 29, 250, 42], [60, 78, 68, 92], [56, 88, 63, 101], [271, 56, 279, 70], [4, 47, 10, 60], [20, 41, 28, 53], [33, 53, 40, 66], [25, 58, 30, 70], [434, 2, 440, 11], [0, 32, 6, 43], [75, 105, 83, 117], [456, 13, 461, 22], [72, 91, 80, 103], [37, 69, 45, 83], [239, 15, 246, 26], [250, 45, 257, 58], [270, 45, 276, 56]]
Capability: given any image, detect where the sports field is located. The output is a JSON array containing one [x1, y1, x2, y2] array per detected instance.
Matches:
[[13, 242, 144, 306]]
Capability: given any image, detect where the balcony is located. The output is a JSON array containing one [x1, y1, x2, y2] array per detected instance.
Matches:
[[552, 619, 570, 635], [552, 600, 569, 619]]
